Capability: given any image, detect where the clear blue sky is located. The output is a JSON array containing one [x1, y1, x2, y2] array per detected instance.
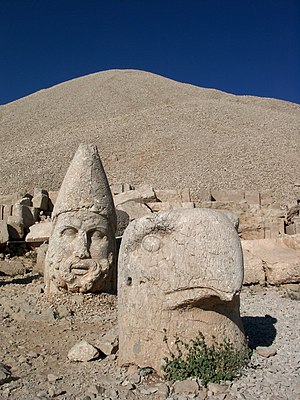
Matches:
[[1, 0, 299, 105]]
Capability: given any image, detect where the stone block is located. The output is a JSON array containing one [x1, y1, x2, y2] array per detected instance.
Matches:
[[116, 209, 130, 237], [148, 202, 194, 212], [3, 205, 13, 221], [294, 218, 300, 234], [110, 183, 124, 195], [286, 224, 296, 235], [260, 190, 273, 207], [32, 193, 49, 211], [154, 189, 191, 203], [241, 241, 265, 285], [118, 209, 245, 374], [34, 242, 48, 276], [129, 185, 157, 202], [12, 204, 37, 228], [117, 201, 152, 222], [0, 221, 9, 245], [242, 237, 300, 285], [211, 190, 245, 203], [190, 188, 212, 203], [0, 193, 21, 206], [7, 216, 24, 240], [95, 326, 119, 356], [25, 221, 53, 246], [48, 191, 58, 212], [245, 191, 260, 205], [114, 186, 156, 207]]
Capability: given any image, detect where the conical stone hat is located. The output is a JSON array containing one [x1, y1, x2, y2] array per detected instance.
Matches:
[[52, 143, 116, 228]]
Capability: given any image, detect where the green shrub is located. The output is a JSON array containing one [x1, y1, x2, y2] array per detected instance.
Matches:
[[161, 331, 251, 386]]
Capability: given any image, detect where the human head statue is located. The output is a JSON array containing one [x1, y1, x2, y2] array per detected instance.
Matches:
[[44, 144, 117, 294]]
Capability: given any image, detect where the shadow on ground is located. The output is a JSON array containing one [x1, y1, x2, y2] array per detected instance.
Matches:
[[242, 314, 277, 349], [0, 273, 40, 287]]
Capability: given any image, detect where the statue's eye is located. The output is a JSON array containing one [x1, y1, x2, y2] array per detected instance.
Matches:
[[61, 227, 78, 238], [90, 229, 105, 240], [142, 235, 161, 252]]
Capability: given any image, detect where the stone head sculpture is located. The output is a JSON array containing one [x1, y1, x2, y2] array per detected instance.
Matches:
[[118, 208, 246, 373], [44, 144, 117, 294]]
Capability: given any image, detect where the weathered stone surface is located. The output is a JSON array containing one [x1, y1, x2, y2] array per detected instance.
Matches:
[[173, 379, 199, 394], [118, 208, 246, 374], [34, 242, 48, 276], [32, 188, 49, 211], [256, 346, 277, 358], [14, 203, 37, 228], [68, 340, 99, 361], [0, 221, 9, 245], [154, 188, 191, 203], [245, 191, 260, 205], [114, 185, 156, 207], [116, 209, 130, 237], [148, 202, 194, 212], [211, 190, 245, 203], [241, 241, 265, 285], [25, 221, 52, 245], [44, 144, 117, 294], [0, 363, 11, 385], [218, 210, 239, 230], [117, 200, 152, 221], [95, 326, 118, 356], [242, 236, 300, 285], [0, 260, 27, 276], [7, 215, 24, 239]]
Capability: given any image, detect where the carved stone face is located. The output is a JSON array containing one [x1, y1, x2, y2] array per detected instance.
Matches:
[[46, 209, 115, 293]]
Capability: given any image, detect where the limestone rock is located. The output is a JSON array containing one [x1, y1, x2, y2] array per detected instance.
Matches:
[[242, 236, 300, 285], [33, 242, 48, 276], [117, 200, 152, 222], [114, 185, 156, 207], [44, 144, 117, 294], [148, 201, 194, 212], [0, 260, 27, 276], [116, 209, 130, 237], [154, 188, 191, 203], [95, 326, 119, 356], [25, 221, 52, 246], [256, 346, 277, 358], [241, 242, 265, 285], [118, 208, 246, 374], [32, 188, 49, 211], [0, 363, 11, 385], [0, 221, 9, 245], [67, 340, 99, 362], [173, 379, 199, 395]]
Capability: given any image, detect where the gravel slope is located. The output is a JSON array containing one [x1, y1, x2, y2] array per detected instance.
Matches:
[[0, 69, 299, 204]]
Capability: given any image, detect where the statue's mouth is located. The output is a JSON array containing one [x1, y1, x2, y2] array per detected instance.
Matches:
[[71, 264, 90, 275]]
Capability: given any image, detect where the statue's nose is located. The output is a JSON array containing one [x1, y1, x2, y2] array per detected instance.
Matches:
[[74, 233, 90, 258]]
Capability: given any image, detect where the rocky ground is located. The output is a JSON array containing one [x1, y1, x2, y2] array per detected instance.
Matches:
[[0, 259, 299, 400]]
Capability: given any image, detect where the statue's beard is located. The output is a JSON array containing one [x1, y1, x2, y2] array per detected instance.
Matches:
[[57, 257, 111, 293]]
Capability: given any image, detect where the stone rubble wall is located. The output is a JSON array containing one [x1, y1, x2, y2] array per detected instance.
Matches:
[[0, 184, 299, 286]]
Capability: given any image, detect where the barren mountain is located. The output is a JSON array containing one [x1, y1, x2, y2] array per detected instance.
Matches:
[[0, 69, 299, 204]]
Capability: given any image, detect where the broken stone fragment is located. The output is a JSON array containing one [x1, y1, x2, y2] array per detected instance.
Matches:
[[0, 221, 9, 245], [25, 221, 52, 246], [256, 346, 277, 358], [67, 340, 99, 362], [0, 363, 12, 385], [95, 326, 119, 356]]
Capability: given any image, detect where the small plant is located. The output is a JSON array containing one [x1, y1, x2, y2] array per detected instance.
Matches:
[[162, 330, 251, 386]]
